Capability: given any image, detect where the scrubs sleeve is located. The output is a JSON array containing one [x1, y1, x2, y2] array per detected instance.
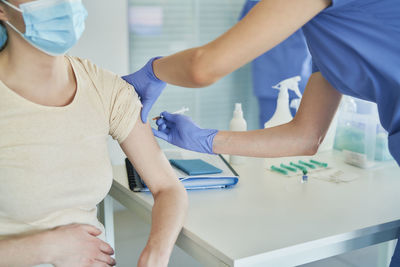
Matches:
[[312, 60, 320, 73], [329, 0, 357, 8], [239, 0, 259, 20]]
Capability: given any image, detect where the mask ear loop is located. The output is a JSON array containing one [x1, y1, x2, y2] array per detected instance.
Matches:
[[1, 0, 23, 36], [0, 0, 23, 33], [1, 1, 23, 37], [1, 2, 58, 57], [1, 0, 82, 56], [4, 20, 21, 34], [4, 20, 59, 56], [0, 1, 23, 49], [0, 0, 23, 12]]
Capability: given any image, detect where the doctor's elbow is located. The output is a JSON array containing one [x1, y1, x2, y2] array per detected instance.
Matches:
[[302, 133, 324, 156], [188, 48, 221, 87], [303, 140, 320, 156], [290, 118, 325, 156]]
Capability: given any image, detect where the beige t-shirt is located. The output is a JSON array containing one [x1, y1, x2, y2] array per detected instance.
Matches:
[[0, 56, 141, 240]]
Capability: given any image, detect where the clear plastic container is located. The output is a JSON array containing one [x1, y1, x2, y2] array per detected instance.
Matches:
[[333, 96, 393, 168]]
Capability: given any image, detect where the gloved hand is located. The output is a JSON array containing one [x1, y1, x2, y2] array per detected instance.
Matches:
[[122, 57, 166, 123], [153, 111, 218, 154]]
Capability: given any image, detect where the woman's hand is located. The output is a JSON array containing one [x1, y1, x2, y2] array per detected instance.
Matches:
[[45, 224, 116, 267], [137, 246, 169, 267]]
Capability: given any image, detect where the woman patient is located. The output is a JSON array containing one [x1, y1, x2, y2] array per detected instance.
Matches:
[[0, 0, 188, 266]]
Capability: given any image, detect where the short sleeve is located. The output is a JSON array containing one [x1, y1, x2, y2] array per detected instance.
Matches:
[[108, 77, 142, 143], [312, 60, 320, 73], [328, 0, 358, 9], [72, 57, 142, 144], [238, 0, 259, 21]]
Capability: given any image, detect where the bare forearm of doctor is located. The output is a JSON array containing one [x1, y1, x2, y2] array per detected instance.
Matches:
[[214, 72, 342, 157], [153, 0, 341, 158]]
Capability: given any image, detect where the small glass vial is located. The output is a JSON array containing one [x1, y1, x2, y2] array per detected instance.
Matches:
[[301, 170, 308, 183]]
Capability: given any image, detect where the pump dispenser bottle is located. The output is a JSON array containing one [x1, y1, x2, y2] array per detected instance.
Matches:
[[264, 76, 302, 129], [229, 103, 247, 165]]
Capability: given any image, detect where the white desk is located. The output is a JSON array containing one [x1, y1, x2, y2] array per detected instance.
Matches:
[[108, 151, 400, 267]]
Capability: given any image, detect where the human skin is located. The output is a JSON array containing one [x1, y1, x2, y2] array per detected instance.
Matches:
[[150, 0, 341, 157], [0, 1, 188, 266]]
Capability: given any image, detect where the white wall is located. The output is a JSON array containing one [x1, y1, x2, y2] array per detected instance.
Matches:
[[69, 0, 130, 165], [69, 0, 129, 75]]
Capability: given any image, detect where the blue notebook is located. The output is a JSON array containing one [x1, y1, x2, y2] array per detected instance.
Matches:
[[169, 159, 223, 176], [125, 152, 239, 191]]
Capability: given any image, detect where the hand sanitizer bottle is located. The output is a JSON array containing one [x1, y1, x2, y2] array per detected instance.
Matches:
[[229, 103, 247, 165]]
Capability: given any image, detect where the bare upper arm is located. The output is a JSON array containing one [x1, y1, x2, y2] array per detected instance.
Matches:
[[120, 116, 181, 195], [200, 0, 331, 79], [293, 72, 342, 144]]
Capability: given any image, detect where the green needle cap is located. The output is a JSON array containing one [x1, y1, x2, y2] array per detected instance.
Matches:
[[310, 159, 328, 168], [271, 165, 288, 175], [299, 160, 316, 169], [280, 163, 297, 172], [290, 162, 307, 172]]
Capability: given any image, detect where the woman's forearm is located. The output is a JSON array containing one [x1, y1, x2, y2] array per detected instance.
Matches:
[[139, 186, 188, 266], [213, 121, 320, 158], [121, 117, 189, 266], [0, 232, 49, 267]]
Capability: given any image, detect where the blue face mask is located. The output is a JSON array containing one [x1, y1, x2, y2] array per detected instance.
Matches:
[[0, 0, 88, 56]]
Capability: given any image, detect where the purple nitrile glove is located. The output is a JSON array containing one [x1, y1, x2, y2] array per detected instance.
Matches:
[[152, 111, 218, 155], [122, 57, 166, 123]]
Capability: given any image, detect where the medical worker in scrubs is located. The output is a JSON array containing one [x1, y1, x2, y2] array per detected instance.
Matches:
[[239, 0, 312, 128], [123, 0, 400, 265]]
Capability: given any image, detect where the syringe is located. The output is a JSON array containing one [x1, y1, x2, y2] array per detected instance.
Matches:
[[152, 107, 190, 121]]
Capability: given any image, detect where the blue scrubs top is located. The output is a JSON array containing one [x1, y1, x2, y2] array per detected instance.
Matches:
[[240, 0, 312, 127], [303, 2, 400, 264], [302, 0, 400, 166]]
